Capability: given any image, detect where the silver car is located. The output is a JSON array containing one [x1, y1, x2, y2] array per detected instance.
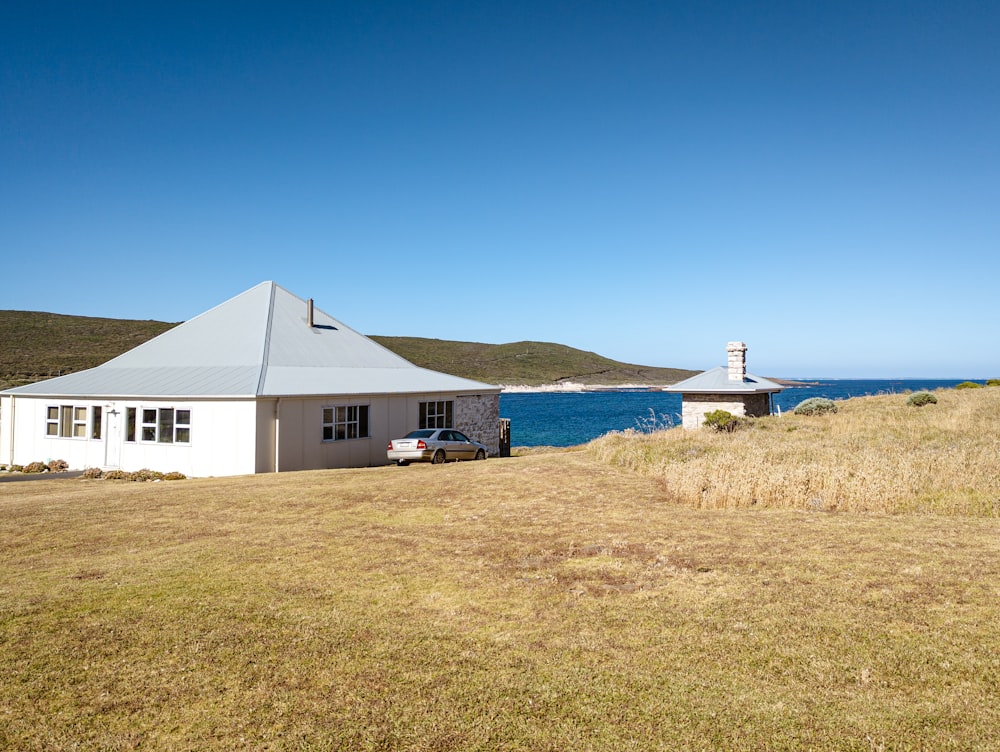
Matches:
[[387, 429, 488, 465]]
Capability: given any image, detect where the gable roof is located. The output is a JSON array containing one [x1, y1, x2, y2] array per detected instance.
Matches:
[[663, 366, 783, 394], [3, 282, 498, 399]]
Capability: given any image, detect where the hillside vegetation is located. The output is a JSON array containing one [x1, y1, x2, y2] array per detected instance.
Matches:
[[370, 336, 696, 386], [2, 388, 1000, 749], [0, 310, 177, 389], [0, 310, 695, 389]]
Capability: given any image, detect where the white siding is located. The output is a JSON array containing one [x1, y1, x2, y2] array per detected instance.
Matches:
[[2, 390, 500, 476], [272, 391, 500, 471], [2, 396, 258, 477]]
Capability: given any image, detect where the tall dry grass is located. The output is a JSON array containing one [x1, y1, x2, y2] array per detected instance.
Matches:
[[589, 386, 1000, 516]]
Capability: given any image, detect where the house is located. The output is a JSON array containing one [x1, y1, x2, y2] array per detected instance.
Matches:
[[0, 282, 501, 476], [664, 342, 782, 429]]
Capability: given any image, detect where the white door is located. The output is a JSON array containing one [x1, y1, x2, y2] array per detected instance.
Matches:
[[104, 408, 122, 468]]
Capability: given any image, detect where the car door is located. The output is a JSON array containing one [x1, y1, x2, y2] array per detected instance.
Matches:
[[449, 431, 475, 460]]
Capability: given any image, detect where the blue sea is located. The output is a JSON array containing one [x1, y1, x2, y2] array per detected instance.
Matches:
[[501, 379, 975, 447]]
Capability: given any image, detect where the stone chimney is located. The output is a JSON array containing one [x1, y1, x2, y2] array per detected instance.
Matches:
[[727, 341, 747, 382]]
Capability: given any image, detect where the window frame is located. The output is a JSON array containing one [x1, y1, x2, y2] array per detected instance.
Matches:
[[322, 404, 370, 442], [419, 400, 453, 429], [127, 406, 192, 444], [44, 404, 102, 439]]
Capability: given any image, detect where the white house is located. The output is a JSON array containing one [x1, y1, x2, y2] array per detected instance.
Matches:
[[664, 342, 783, 429], [0, 282, 501, 477]]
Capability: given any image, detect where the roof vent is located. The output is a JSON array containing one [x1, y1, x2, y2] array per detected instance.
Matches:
[[307, 298, 314, 328], [727, 341, 747, 382]]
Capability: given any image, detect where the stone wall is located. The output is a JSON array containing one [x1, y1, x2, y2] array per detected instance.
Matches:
[[455, 394, 501, 456], [680, 392, 772, 430]]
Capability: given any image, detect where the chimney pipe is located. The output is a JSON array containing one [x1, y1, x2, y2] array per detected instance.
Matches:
[[307, 298, 314, 327], [727, 341, 747, 382]]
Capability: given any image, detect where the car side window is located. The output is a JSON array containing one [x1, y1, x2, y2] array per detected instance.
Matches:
[[455, 432, 469, 442]]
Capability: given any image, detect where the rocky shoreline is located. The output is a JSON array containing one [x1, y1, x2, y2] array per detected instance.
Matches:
[[500, 382, 669, 393], [500, 378, 808, 393]]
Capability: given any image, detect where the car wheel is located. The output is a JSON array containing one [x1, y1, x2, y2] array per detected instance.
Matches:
[[431, 450, 446, 464], [474, 449, 485, 461]]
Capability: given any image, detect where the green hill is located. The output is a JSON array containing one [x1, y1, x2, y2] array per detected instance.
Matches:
[[0, 311, 178, 390], [0, 310, 696, 390], [369, 336, 697, 386]]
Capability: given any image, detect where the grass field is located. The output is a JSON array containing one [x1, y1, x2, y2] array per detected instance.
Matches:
[[3, 389, 1000, 750], [591, 386, 1000, 517]]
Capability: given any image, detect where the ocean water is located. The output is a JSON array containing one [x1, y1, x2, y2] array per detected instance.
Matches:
[[500, 379, 974, 447]]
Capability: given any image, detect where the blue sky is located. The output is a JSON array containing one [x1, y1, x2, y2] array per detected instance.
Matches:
[[2, 1, 998, 378]]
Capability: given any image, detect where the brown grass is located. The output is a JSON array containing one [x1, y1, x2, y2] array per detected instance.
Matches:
[[3, 425, 1000, 750], [590, 386, 1000, 516]]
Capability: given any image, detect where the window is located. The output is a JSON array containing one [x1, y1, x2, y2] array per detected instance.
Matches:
[[45, 405, 99, 439], [175, 410, 191, 443], [129, 407, 191, 444], [142, 409, 158, 441], [322, 405, 370, 441], [91, 406, 102, 440], [419, 400, 453, 429]]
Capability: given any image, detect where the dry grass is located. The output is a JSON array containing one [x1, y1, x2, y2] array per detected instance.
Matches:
[[590, 386, 1000, 516], [3, 435, 1000, 750]]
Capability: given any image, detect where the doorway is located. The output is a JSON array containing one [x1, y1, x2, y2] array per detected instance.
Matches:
[[104, 408, 121, 468]]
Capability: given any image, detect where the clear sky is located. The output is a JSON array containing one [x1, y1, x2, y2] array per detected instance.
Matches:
[[2, 1, 997, 378]]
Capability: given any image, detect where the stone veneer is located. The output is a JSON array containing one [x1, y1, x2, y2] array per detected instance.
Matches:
[[680, 392, 772, 430], [455, 394, 501, 456]]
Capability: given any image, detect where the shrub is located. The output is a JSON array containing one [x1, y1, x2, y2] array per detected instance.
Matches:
[[103, 470, 128, 480], [907, 392, 937, 407], [793, 397, 838, 416], [48, 459, 69, 472], [987, 379, 1000, 387], [23, 461, 48, 474], [703, 409, 747, 432], [10, 464, 23, 473], [163, 471, 187, 481], [82, 467, 103, 479], [127, 468, 162, 482], [956, 381, 984, 389]]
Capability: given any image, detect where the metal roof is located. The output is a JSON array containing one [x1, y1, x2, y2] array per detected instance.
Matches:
[[663, 366, 783, 394], [3, 282, 498, 398]]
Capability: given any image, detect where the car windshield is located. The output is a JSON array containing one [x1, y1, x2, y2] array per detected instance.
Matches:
[[404, 430, 437, 439]]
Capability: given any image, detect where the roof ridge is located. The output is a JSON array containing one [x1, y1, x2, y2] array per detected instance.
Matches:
[[255, 282, 277, 395]]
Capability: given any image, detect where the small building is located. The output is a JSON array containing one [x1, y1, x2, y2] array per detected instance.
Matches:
[[0, 281, 501, 477], [665, 342, 783, 429]]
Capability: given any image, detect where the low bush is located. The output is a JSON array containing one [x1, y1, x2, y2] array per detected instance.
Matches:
[[703, 409, 747, 432], [48, 459, 69, 472], [23, 461, 48, 474], [987, 379, 1000, 387], [85, 468, 187, 481], [956, 381, 984, 389], [793, 397, 838, 416], [907, 392, 938, 407], [128, 469, 165, 482], [10, 464, 23, 473]]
